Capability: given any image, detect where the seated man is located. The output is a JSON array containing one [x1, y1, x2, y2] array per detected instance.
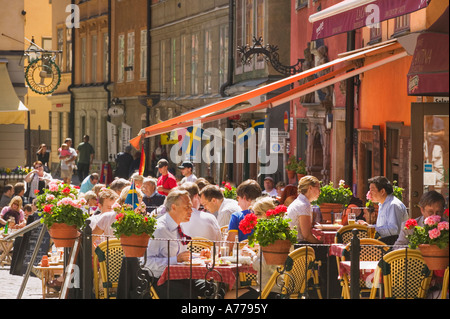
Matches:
[[144, 189, 211, 299], [227, 179, 262, 249], [142, 177, 165, 214], [199, 185, 241, 227], [394, 190, 446, 247], [368, 176, 408, 245], [179, 182, 221, 242], [79, 173, 99, 194]]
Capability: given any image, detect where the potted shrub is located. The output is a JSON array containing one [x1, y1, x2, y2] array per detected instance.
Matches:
[[405, 215, 449, 270], [240, 205, 297, 265], [296, 158, 307, 180], [37, 181, 89, 247], [221, 181, 237, 200], [111, 203, 157, 257], [286, 155, 298, 179], [313, 180, 353, 224]]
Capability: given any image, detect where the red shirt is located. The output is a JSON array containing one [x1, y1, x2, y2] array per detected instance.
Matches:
[[157, 172, 177, 196]]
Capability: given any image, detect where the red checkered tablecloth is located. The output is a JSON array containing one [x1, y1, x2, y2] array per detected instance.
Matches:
[[312, 228, 337, 244], [339, 260, 380, 286], [157, 264, 256, 289], [329, 243, 346, 257]]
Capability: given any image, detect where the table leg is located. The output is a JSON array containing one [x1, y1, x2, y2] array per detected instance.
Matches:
[[42, 270, 47, 299]]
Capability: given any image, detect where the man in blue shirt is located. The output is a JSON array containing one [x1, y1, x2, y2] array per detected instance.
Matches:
[[226, 179, 262, 250], [79, 173, 99, 194], [368, 176, 408, 245]]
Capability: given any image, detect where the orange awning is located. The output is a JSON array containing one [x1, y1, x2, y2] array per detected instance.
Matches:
[[130, 41, 406, 149]]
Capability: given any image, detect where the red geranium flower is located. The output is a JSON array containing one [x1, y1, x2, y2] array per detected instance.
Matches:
[[404, 219, 418, 230], [266, 205, 287, 217], [115, 213, 124, 222], [239, 213, 258, 235], [43, 204, 54, 213], [224, 182, 232, 191], [34, 189, 40, 194], [62, 187, 71, 194]]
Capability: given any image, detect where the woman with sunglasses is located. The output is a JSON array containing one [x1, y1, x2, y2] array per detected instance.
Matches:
[[24, 161, 53, 204]]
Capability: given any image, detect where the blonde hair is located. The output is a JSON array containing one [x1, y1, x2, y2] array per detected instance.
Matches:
[[298, 175, 320, 195], [250, 196, 276, 218], [81, 190, 98, 202], [9, 196, 23, 210]]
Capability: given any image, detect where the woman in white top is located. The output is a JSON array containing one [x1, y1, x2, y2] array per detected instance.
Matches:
[[286, 175, 322, 244]]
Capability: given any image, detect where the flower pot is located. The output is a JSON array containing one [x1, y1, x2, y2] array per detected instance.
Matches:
[[286, 170, 296, 179], [120, 233, 151, 257], [418, 244, 449, 270], [297, 173, 305, 180], [48, 223, 79, 248], [261, 240, 292, 265], [319, 203, 343, 224]]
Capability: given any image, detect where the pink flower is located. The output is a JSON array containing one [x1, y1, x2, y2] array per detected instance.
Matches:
[[428, 228, 441, 239], [46, 194, 55, 201], [438, 221, 449, 231], [425, 215, 441, 226], [49, 183, 58, 192]]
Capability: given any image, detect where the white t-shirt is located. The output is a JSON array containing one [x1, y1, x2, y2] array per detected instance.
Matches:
[[60, 147, 77, 170], [181, 208, 222, 242], [262, 188, 278, 197], [94, 211, 117, 237], [216, 198, 241, 227], [179, 174, 198, 185], [286, 193, 313, 242]]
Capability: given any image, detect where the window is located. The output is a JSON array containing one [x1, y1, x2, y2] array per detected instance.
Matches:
[[57, 28, 64, 69], [118, 34, 125, 82], [394, 14, 410, 34], [91, 34, 97, 83], [127, 32, 135, 82], [171, 38, 177, 95], [66, 29, 72, 72], [191, 33, 199, 95], [296, 0, 308, 10], [103, 33, 109, 82], [180, 34, 188, 95], [235, 0, 266, 73], [219, 25, 229, 87], [369, 23, 381, 43], [81, 37, 86, 84], [204, 30, 212, 94], [140, 29, 147, 80]]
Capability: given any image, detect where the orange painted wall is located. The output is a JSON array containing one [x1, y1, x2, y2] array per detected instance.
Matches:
[[359, 55, 416, 132]]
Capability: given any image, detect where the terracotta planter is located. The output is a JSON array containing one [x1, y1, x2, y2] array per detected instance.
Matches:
[[297, 173, 306, 180], [418, 244, 449, 270], [286, 170, 296, 179], [48, 223, 79, 248], [319, 203, 343, 224], [120, 233, 151, 257], [261, 240, 292, 265]]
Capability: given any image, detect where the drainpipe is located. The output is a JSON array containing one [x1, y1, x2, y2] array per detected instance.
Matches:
[[104, 0, 112, 123], [219, 0, 234, 97], [344, 30, 355, 187], [145, 0, 152, 175], [68, 0, 76, 141]]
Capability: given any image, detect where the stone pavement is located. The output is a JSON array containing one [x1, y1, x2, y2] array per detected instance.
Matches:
[[0, 266, 44, 299]]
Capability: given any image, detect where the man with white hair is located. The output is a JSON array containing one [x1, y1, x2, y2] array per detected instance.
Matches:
[[142, 177, 165, 213]]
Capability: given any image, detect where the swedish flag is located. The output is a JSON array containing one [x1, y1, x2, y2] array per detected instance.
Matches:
[[238, 119, 265, 144], [181, 126, 203, 160], [124, 181, 139, 209]]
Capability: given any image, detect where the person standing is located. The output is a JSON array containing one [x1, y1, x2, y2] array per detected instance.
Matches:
[[178, 161, 197, 185], [76, 135, 95, 183], [368, 176, 408, 245], [114, 146, 134, 179], [261, 176, 278, 197], [24, 161, 53, 204], [36, 144, 50, 172], [59, 138, 77, 185], [156, 159, 177, 196]]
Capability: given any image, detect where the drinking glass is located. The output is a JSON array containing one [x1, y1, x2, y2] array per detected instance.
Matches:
[[334, 213, 342, 225], [348, 212, 356, 225]]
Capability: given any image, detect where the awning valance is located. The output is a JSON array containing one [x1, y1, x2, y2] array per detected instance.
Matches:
[[309, 0, 428, 40], [130, 41, 407, 149], [0, 61, 28, 125]]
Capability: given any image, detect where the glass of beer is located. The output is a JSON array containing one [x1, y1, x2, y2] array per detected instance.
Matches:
[[348, 212, 356, 225], [368, 225, 376, 238], [334, 213, 342, 225]]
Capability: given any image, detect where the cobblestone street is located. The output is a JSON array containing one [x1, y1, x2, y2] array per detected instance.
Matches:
[[0, 266, 44, 299]]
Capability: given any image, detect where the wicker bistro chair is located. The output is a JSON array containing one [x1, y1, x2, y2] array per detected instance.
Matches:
[[187, 237, 214, 254], [441, 266, 449, 299], [369, 248, 433, 299], [259, 246, 322, 299], [93, 239, 124, 299], [340, 238, 390, 299]]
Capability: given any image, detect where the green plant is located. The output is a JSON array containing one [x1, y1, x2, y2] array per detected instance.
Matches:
[[240, 205, 297, 247], [296, 158, 307, 175], [37, 182, 88, 228], [286, 155, 298, 171], [392, 180, 404, 202], [405, 215, 449, 249], [111, 204, 157, 238], [222, 181, 237, 200], [313, 180, 353, 206]]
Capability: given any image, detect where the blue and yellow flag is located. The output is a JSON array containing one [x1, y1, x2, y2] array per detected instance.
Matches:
[[238, 119, 265, 144], [181, 126, 203, 160], [124, 181, 139, 209]]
